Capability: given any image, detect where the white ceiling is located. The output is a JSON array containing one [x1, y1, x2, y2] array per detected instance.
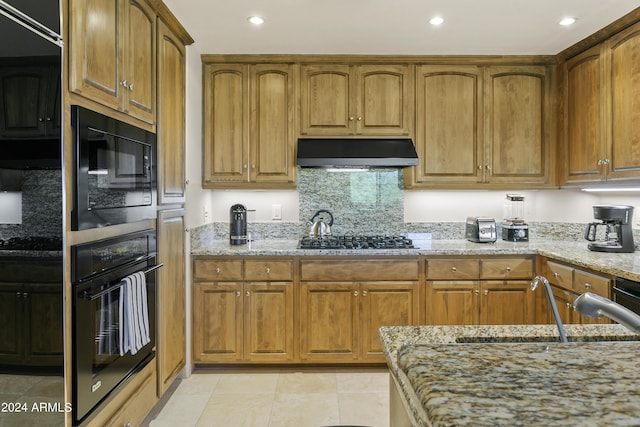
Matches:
[[163, 0, 640, 55]]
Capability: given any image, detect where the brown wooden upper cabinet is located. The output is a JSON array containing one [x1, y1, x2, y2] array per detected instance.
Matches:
[[157, 20, 187, 204], [564, 21, 640, 185], [202, 63, 297, 189], [0, 63, 60, 139], [69, 0, 156, 125], [407, 65, 551, 188], [300, 64, 413, 136]]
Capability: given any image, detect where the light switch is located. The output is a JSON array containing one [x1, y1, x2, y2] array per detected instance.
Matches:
[[272, 204, 282, 220]]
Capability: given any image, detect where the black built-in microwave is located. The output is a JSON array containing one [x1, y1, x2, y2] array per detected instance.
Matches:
[[71, 106, 157, 230]]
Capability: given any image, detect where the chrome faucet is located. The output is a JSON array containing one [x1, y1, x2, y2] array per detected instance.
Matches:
[[574, 292, 640, 334], [530, 275, 569, 342]]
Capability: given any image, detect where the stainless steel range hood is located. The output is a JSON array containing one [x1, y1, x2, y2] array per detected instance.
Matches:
[[297, 138, 418, 168]]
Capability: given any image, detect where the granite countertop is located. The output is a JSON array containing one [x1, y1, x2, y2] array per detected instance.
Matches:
[[191, 238, 640, 281], [379, 324, 640, 427]]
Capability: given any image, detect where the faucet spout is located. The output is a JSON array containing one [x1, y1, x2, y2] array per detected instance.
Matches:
[[574, 292, 640, 335], [530, 275, 569, 342]]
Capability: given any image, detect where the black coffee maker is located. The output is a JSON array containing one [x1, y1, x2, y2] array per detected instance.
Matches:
[[585, 205, 635, 253], [230, 204, 247, 245]]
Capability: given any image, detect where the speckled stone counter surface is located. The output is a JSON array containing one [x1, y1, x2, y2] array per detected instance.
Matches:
[[379, 324, 640, 427], [191, 238, 640, 281]]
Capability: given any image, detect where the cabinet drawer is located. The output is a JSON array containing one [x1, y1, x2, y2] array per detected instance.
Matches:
[[481, 258, 533, 279], [573, 270, 610, 298], [193, 259, 243, 281], [544, 260, 573, 289], [244, 260, 293, 281], [104, 363, 157, 427], [427, 259, 479, 280], [300, 259, 419, 281]]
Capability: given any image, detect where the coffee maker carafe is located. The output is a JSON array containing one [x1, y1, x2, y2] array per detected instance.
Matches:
[[585, 205, 635, 253], [230, 204, 247, 245]]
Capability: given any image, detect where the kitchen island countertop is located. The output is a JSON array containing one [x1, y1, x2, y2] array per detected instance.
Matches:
[[191, 238, 640, 281], [379, 324, 640, 426]]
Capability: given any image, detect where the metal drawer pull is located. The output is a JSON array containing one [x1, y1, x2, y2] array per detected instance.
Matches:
[[506, 266, 511, 272], [451, 267, 457, 272], [362, 290, 368, 297], [554, 272, 560, 278], [584, 283, 592, 289], [354, 291, 358, 297], [265, 267, 271, 274], [215, 267, 221, 273]]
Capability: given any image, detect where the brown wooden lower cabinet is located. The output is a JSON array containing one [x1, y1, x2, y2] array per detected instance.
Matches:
[[538, 257, 612, 325], [192, 255, 543, 365], [192, 276, 295, 363], [299, 281, 420, 363], [426, 280, 534, 325]]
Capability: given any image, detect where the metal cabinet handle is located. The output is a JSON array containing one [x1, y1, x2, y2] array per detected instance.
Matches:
[[16, 291, 21, 297], [506, 266, 512, 272], [451, 267, 457, 272], [566, 302, 571, 308], [354, 290, 359, 297], [23, 292, 28, 298], [235, 291, 241, 297], [554, 272, 560, 278], [120, 80, 128, 87], [485, 165, 492, 171], [128, 83, 134, 91], [484, 290, 489, 296], [357, 116, 362, 121], [215, 267, 221, 273], [474, 290, 480, 295], [349, 116, 354, 121], [362, 290, 368, 297], [245, 291, 250, 297], [265, 267, 271, 274], [584, 283, 592, 289]]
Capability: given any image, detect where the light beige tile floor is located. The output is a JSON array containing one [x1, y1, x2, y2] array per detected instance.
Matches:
[[144, 367, 390, 427]]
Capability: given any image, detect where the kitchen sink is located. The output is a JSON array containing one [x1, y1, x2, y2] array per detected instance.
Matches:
[[454, 335, 640, 343]]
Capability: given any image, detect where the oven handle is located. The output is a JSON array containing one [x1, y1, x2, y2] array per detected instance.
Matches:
[[80, 263, 163, 301]]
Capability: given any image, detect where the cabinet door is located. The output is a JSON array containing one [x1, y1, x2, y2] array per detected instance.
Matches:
[[0, 67, 50, 138], [551, 285, 576, 325], [484, 66, 550, 185], [122, 0, 156, 124], [564, 45, 606, 184], [157, 209, 186, 395], [412, 65, 483, 185], [480, 280, 533, 325], [244, 282, 294, 362], [192, 282, 243, 362], [359, 283, 419, 361], [202, 64, 249, 185], [157, 21, 187, 204], [607, 22, 640, 181], [300, 283, 358, 362], [300, 64, 353, 135], [249, 64, 297, 185], [426, 281, 478, 325], [356, 65, 413, 136], [0, 284, 24, 363], [68, 0, 122, 110], [25, 283, 64, 365]]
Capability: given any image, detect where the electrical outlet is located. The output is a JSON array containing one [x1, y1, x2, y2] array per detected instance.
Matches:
[[272, 204, 282, 220], [203, 206, 210, 223]]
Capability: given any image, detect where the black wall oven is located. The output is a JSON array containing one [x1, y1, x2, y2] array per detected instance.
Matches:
[[71, 230, 160, 425], [71, 105, 157, 230]]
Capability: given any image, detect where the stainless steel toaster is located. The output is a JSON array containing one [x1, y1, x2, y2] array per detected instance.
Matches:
[[465, 217, 497, 243]]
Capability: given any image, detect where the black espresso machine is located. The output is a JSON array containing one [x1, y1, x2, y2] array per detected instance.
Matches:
[[585, 205, 635, 253]]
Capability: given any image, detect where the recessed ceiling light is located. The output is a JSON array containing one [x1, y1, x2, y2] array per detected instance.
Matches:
[[248, 16, 264, 25], [429, 16, 444, 26], [559, 17, 576, 26]]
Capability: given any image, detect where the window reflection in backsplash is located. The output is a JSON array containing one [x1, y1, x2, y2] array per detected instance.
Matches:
[[298, 168, 404, 234]]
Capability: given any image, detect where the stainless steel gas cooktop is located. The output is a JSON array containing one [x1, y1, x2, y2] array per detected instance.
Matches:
[[298, 235, 414, 250]]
